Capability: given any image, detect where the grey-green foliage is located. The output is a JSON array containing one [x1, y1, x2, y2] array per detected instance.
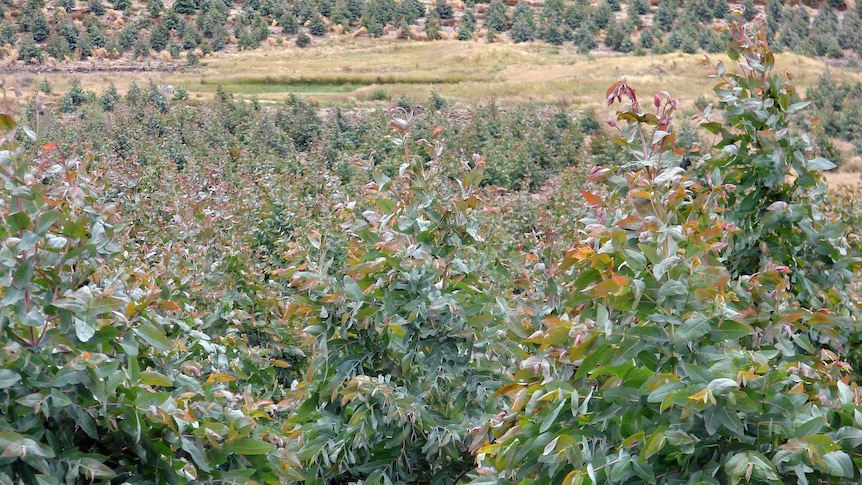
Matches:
[[287, 113, 511, 484], [510, 1, 535, 42], [485, 0, 508, 32]]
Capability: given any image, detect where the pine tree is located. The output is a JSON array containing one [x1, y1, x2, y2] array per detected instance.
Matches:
[[309, 12, 327, 35], [655, 0, 677, 31], [89, 0, 105, 15], [172, 0, 197, 14], [485, 0, 508, 32], [279, 11, 299, 34], [510, 2, 535, 42], [425, 9, 441, 39], [435, 0, 453, 20], [630, 0, 649, 15]]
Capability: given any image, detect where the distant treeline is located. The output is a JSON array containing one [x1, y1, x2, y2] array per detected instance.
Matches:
[[0, 0, 860, 64]]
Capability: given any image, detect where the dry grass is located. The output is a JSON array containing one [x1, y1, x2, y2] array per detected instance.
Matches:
[[8, 37, 862, 113]]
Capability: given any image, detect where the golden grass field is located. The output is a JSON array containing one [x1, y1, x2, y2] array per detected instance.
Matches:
[[11, 37, 861, 112]]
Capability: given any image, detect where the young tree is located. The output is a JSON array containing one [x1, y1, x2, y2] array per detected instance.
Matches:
[[630, 0, 649, 15], [425, 9, 441, 39], [458, 8, 476, 40], [89, 0, 105, 15], [279, 11, 299, 34], [485, 0, 508, 32], [309, 12, 328, 35], [435, 0, 453, 20], [149, 22, 169, 51], [172, 0, 197, 14], [655, 0, 677, 31], [510, 1, 535, 42], [147, 0, 164, 17], [18, 34, 43, 63]]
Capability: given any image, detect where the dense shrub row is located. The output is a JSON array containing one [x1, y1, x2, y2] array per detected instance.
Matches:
[[1, 0, 862, 64], [30, 81, 594, 191]]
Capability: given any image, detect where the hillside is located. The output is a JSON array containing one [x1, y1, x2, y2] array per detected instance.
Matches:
[[0, 0, 860, 71]]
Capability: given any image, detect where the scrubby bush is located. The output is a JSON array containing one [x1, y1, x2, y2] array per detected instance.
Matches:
[[476, 15, 862, 485]]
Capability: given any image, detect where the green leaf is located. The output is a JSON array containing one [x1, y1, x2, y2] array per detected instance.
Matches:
[[643, 429, 666, 459], [181, 438, 212, 472], [140, 370, 173, 387], [609, 450, 631, 482], [225, 438, 275, 455], [675, 315, 711, 343], [75, 457, 115, 480], [74, 317, 96, 342], [807, 157, 836, 171], [819, 450, 854, 478], [0, 370, 22, 389], [134, 320, 173, 352], [34, 475, 60, 485], [343, 275, 365, 301], [539, 400, 566, 434], [795, 417, 824, 438], [833, 427, 862, 448], [713, 320, 753, 341], [7, 212, 31, 233]]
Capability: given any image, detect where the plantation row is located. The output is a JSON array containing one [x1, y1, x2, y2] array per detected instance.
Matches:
[[4, 14, 862, 485], [1, 0, 862, 64]]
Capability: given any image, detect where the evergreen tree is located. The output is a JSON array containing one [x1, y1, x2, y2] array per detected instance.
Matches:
[[425, 9, 441, 39], [457, 18, 474, 39], [655, 0, 677, 31], [510, 1, 535, 42], [149, 22, 169, 51], [331, 0, 352, 27], [86, 20, 107, 47], [563, 2, 587, 30], [76, 29, 93, 57], [0, 22, 15, 46], [573, 23, 596, 53], [691, 0, 712, 22], [100, 83, 121, 111], [279, 11, 299, 34], [592, 1, 613, 30], [46, 33, 70, 58], [405, 0, 425, 21], [485, 0, 508, 32], [89, 0, 105, 15], [147, 0, 164, 17], [741, 0, 757, 21], [309, 12, 327, 35], [293, 0, 315, 23], [711, 0, 728, 18], [172, 0, 197, 14], [435, 0, 453, 20], [18, 35, 43, 64], [630, 0, 649, 15], [639, 26, 654, 49], [347, 0, 365, 20], [58, 22, 80, 50], [360, 10, 384, 36], [839, 8, 861, 50], [319, 0, 335, 17], [296, 30, 310, 46], [181, 24, 200, 48], [540, 0, 564, 43], [604, 19, 623, 50], [118, 24, 137, 49]]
